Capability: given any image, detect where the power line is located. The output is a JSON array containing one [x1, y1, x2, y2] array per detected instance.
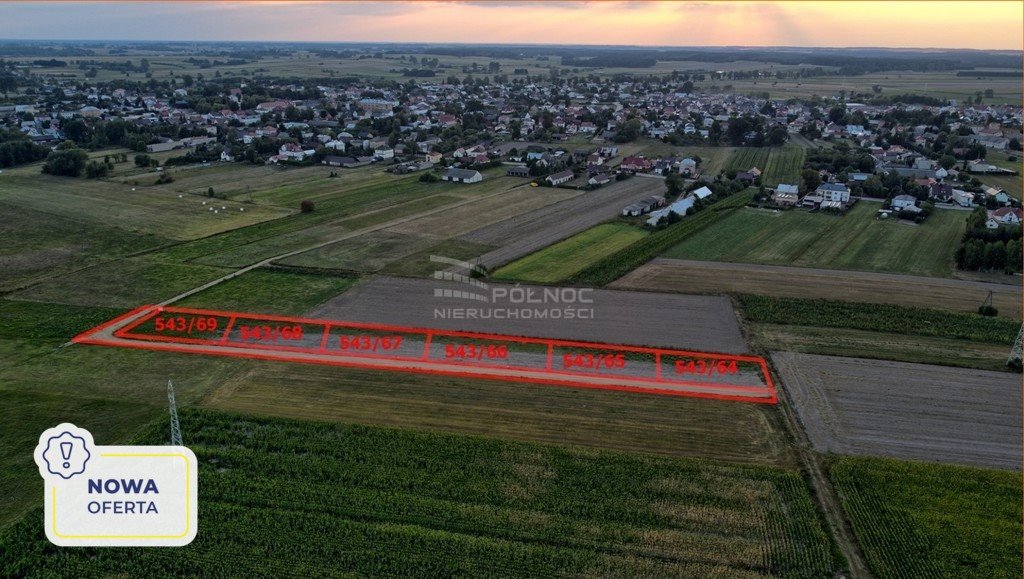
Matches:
[[1009, 326, 1022, 367], [168, 379, 182, 446]]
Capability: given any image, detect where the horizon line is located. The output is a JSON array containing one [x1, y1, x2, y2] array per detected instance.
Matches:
[[0, 38, 1021, 53]]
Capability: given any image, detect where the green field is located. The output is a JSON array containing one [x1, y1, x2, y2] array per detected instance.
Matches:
[[762, 145, 806, 186], [280, 229, 439, 272], [750, 323, 1013, 372], [0, 169, 292, 240], [739, 295, 1018, 345], [0, 298, 246, 529], [0, 409, 841, 577], [665, 203, 966, 277], [571, 189, 757, 286], [725, 148, 770, 175], [176, 267, 358, 315], [829, 456, 1021, 578], [493, 223, 649, 283], [11, 257, 232, 308], [701, 70, 1023, 105], [382, 239, 496, 278]]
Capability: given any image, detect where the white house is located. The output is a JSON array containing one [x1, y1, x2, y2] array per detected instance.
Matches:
[[442, 168, 483, 183], [815, 183, 851, 204], [546, 170, 575, 186], [951, 189, 975, 207], [991, 207, 1022, 225], [892, 194, 920, 212]]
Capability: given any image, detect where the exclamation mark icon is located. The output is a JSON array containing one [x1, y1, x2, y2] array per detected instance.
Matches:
[[60, 442, 72, 469]]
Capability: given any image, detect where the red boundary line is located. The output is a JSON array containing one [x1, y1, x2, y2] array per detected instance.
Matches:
[[73, 305, 778, 405]]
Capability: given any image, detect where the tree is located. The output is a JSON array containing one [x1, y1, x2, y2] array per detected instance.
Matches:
[[664, 172, 684, 198], [725, 117, 752, 145], [62, 119, 90, 144], [962, 239, 985, 270], [84, 160, 109, 179], [41, 142, 88, 177], [0, 75, 16, 98], [800, 168, 821, 193], [134, 153, 151, 167], [828, 106, 846, 124], [766, 125, 788, 146], [1006, 239, 1022, 272], [615, 119, 642, 142]]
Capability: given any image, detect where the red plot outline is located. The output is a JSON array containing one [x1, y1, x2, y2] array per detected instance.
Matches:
[[73, 305, 778, 405]]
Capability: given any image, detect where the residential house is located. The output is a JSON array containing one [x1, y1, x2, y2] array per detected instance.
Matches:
[[983, 186, 1010, 205], [892, 194, 920, 212], [546, 170, 575, 186], [678, 158, 697, 176], [442, 168, 483, 183], [815, 183, 850, 204], [620, 156, 652, 172], [991, 207, 1022, 225]]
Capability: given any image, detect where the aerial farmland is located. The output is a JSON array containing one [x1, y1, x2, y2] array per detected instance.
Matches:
[[0, 13, 1021, 577]]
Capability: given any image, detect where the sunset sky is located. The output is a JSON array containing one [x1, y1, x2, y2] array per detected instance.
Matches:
[[1, 1, 1021, 50]]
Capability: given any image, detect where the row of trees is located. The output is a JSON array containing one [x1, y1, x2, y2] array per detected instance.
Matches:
[[956, 207, 1023, 273], [956, 238, 1021, 273], [0, 129, 50, 167]]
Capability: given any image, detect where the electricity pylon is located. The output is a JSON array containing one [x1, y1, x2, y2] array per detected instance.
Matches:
[[168, 380, 182, 446], [1009, 326, 1022, 367]]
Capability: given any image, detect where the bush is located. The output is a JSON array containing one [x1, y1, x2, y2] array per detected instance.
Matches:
[[155, 173, 174, 185], [84, 160, 109, 179], [300, 199, 315, 213], [41, 144, 88, 177], [419, 172, 439, 183], [978, 305, 998, 316]]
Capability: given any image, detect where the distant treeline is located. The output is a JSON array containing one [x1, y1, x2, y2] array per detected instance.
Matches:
[[31, 59, 67, 67], [956, 70, 1023, 77], [418, 45, 1021, 74], [401, 69, 436, 77], [562, 53, 657, 69]]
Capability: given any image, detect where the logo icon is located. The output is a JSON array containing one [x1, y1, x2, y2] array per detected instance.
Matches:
[[35, 424, 94, 480], [431, 254, 490, 302]]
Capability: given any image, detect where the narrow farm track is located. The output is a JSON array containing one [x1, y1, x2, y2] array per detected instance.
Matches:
[[769, 360, 875, 579]]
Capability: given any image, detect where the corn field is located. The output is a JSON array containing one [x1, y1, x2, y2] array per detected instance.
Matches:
[[739, 295, 1018, 344], [0, 409, 842, 577], [829, 456, 1021, 578]]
